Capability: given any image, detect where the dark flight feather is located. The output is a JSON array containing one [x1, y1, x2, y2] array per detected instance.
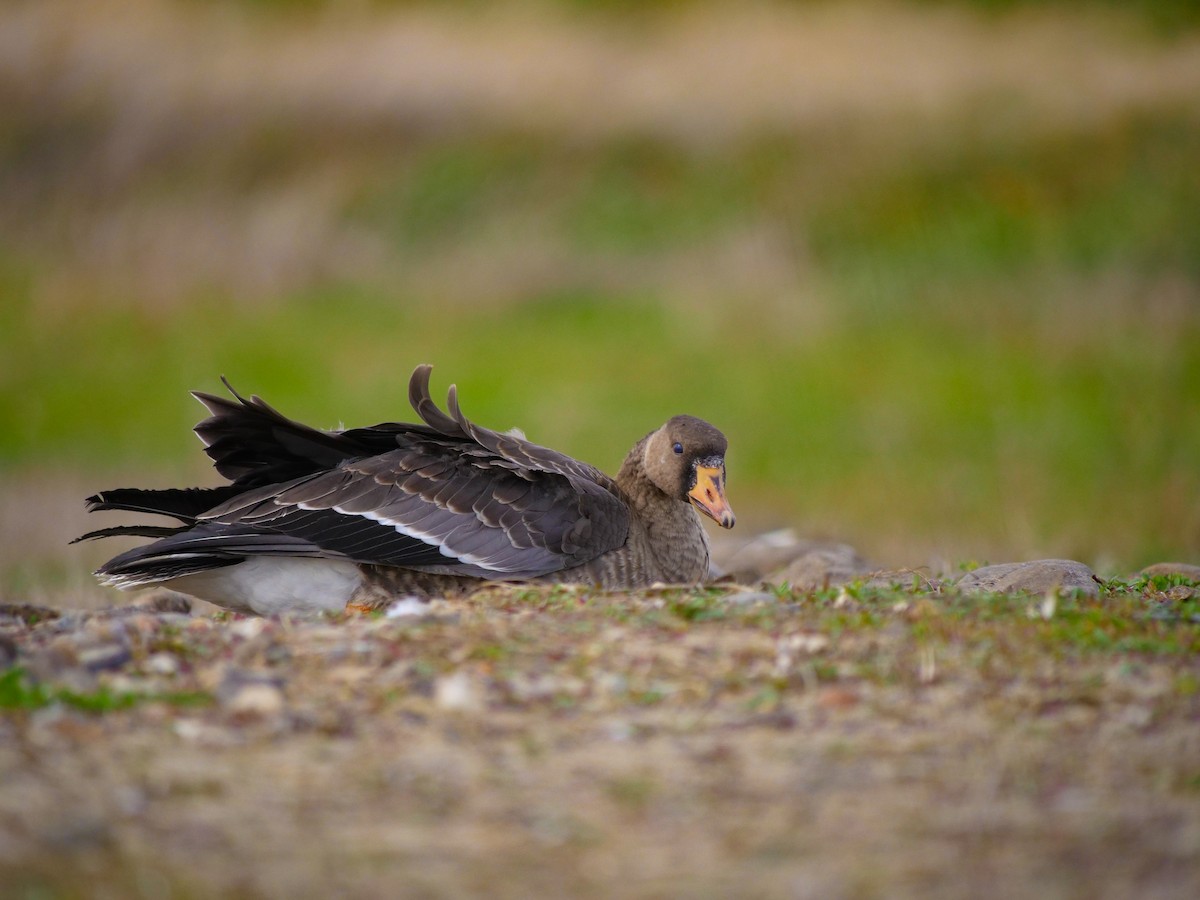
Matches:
[[86, 365, 633, 587]]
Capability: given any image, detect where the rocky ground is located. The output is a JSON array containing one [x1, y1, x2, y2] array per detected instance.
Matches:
[[2, 536, 1198, 898]]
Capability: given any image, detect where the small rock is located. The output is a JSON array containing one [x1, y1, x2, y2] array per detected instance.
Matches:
[[230, 618, 270, 641], [224, 682, 285, 718], [863, 569, 944, 592], [956, 559, 1099, 598], [83, 617, 129, 640], [780, 632, 830, 656], [721, 591, 778, 606], [605, 720, 635, 742], [712, 529, 875, 585], [45, 613, 87, 634], [505, 672, 586, 704], [711, 528, 812, 582], [1165, 585, 1200, 601], [434, 671, 484, 712], [174, 719, 237, 746], [775, 633, 829, 676], [77, 642, 134, 673], [122, 614, 165, 639], [217, 670, 285, 718], [1139, 562, 1200, 582], [44, 635, 82, 667], [385, 596, 429, 618], [325, 665, 373, 687], [817, 687, 861, 710], [144, 652, 180, 676], [105, 673, 155, 696], [768, 543, 873, 591], [131, 591, 193, 615]]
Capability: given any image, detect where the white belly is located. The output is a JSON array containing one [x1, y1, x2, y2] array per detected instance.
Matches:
[[168, 557, 363, 616]]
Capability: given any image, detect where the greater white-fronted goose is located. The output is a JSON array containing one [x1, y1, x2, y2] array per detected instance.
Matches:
[[79, 365, 735, 615]]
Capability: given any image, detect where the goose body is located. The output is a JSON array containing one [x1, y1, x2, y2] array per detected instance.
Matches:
[[80, 366, 735, 615]]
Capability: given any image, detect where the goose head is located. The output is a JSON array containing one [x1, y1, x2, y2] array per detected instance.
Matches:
[[643, 415, 735, 529]]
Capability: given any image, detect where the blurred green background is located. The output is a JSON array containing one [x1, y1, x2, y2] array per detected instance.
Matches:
[[2, 0, 1198, 597]]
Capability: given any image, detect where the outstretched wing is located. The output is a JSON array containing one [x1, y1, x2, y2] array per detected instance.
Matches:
[[199, 433, 627, 578], [85, 364, 632, 581]]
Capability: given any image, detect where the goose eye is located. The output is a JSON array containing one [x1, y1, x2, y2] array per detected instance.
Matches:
[[672, 442, 683, 455]]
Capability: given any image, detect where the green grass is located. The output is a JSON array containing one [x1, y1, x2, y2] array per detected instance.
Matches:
[[0, 666, 212, 713], [476, 578, 1200, 660], [3, 78, 1199, 577], [811, 116, 1200, 309]]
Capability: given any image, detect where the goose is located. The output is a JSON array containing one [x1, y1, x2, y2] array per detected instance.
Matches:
[[78, 365, 735, 615]]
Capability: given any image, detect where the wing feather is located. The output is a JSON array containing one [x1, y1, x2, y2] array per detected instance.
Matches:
[[87, 364, 632, 581]]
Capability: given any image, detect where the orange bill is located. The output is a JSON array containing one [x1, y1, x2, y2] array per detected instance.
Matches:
[[688, 464, 735, 529]]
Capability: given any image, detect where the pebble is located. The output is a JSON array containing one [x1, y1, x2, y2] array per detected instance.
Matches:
[[434, 671, 484, 712], [506, 672, 586, 703], [817, 686, 861, 710], [325, 665, 373, 686], [144, 652, 181, 676], [1139, 562, 1200, 582], [1165, 585, 1199, 602], [774, 632, 829, 675], [790, 633, 830, 654], [767, 543, 873, 591], [712, 530, 876, 586], [42, 635, 81, 668], [711, 528, 812, 582], [130, 591, 193, 614], [83, 617, 129, 640], [385, 596, 429, 618], [956, 559, 1099, 598], [217, 670, 286, 718], [864, 569, 945, 592], [224, 682, 286, 718], [77, 642, 134, 672], [720, 591, 778, 606], [230, 618, 270, 641], [174, 719, 237, 746]]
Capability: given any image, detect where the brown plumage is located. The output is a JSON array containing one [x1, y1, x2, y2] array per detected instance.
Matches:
[[78, 365, 735, 615]]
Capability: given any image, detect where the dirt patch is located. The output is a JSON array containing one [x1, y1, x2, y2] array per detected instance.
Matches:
[[2, 579, 1198, 897]]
